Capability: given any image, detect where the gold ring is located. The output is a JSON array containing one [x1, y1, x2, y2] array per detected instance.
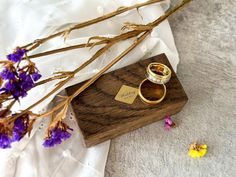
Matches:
[[146, 63, 171, 84], [138, 79, 166, 105]]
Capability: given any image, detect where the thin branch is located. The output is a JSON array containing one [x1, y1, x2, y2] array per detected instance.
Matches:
[[8, 0, 192, 122], [23, 0, 191, 60], [33, 31, 151, 119], [9, 35, 120, 120], [34, 73, 72, 87], [25, 30, 141, 60], [69, 31, 150, 100], [20, 0, 165, 50], [25, 41, 105, 60], [70, 0, 192, 100]]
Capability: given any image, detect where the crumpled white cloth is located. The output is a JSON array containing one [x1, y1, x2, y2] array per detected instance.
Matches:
[[0, 0, 179, 177]]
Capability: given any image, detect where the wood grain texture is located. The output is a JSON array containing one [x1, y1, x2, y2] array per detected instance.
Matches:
[[66, 53, 188, 147]]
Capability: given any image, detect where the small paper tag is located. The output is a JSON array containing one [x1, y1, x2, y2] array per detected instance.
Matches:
[[115, 85, 138, 104]]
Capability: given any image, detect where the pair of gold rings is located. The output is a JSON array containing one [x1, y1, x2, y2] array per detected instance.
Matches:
[[139, 63, 171, 105]]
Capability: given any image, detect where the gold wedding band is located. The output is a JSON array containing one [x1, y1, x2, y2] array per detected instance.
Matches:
[[146, 63, 171, 84], [138, 79, 166, 105]]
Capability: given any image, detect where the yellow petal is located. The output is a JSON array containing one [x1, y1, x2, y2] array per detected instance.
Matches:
[[199, 149, 207, 157]]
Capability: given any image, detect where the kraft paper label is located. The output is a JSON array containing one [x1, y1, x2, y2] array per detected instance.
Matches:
[[115, 85, 138, 104]]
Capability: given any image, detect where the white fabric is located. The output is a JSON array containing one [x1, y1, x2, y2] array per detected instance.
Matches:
[[0, 0, 179, 177]]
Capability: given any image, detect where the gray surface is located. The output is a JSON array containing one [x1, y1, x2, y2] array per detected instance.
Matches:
[[105, 1, 236, 177]]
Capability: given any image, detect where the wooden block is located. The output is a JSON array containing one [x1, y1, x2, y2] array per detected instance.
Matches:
[[66, 53, 188, 147]]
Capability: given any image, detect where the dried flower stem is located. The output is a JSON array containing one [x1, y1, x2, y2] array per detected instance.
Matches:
[[70, 31, 150, 100], [18, 0, 191, 92], [9, 0, 191, 122], [7, 100, 16, 110], [25, 41, 103, 60], [9, 32, 140, 120], [68, 0, 193, 100], [24, 0, 190, 61], [31, 30, 142, 86], [66, 0, 193, 111], [25, 30, 141, 60], [39, 31, 150, 122], [35, 72, 73, 87], [21, 0, 165, 51]]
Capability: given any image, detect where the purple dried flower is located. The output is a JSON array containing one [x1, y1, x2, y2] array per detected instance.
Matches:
[[164, 116, 176, 131], [5, 81, 15, 91], [13, 88, 28, 99], [19, 72, 35, 91], [31, 72, 42, 82], [14, 117, 27, 132], [7, 48, 26, 62], [43, 122, 72, 148], [0, 114, 32, 149], [0, 122, 12, 149], [12, 115, 29, 142], [0, 48, 42, 100], [165, 116, 173, 125], [12, 118, 28, 142], [0, 67, 16, 80], [2, 81, 27, 99], [0, 70, 42, 99], [0, 82, 15, 96], [0, 133, 12, 149], [16, 48, 26, 58], [42, 139, 54, 147], [12, 131, 22, 142], [43, 129, 72, 148]]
